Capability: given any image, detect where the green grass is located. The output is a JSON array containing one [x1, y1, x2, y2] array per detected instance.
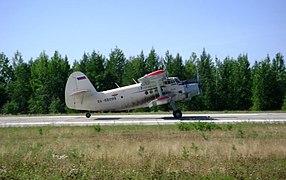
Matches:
[[1, 123, 286, 179]]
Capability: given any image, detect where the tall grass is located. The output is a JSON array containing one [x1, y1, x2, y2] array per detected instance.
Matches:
[[0, 123, 286, 179]]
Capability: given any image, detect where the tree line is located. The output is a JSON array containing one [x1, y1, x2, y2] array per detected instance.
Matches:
[[0, 47, 286, 114]]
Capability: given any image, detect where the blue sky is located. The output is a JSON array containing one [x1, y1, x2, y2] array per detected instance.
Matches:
[[1, 0, 285, 64]]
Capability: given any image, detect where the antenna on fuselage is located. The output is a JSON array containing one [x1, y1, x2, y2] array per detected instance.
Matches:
[[115, 82, 120, 88], [132, 78, 138, 84]]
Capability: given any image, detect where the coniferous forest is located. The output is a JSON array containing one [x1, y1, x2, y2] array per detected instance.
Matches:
[[0, 47, 286, 114]]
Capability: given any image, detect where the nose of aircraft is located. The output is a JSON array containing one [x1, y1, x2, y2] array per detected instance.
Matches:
[[184, 83, 200, 99]]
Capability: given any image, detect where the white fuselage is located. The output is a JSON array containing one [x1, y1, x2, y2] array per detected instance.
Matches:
[[65, 71, 200, 113], [77, 80, 199, 111]]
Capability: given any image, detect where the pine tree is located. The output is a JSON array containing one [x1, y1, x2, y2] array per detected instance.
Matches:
[[72, 51, 106, 91], [145, 47, 159, 73], [197, 49, 216, 110], [47, 51, 70, 113], [282, 96, 286, 110], [28, 52, 50, 114], [235, 54, 252, 110], [0, 52, 13, 111], [105, 47, 126, 89], [122, 51, 145, 86], [165, 50, 174, 75], [89, 51, 106, 91], [3, 51, 32, 114], [184, 52, 197, 80], [165, 51, 184, 79], [252, 56, 279, 110], [73, 52, 89, 73], [272, 53, 286, 109], [215, 57, 237, 110], [181, 52, 204, 111]]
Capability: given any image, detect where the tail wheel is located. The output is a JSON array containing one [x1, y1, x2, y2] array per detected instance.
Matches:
[[173, 110, 182, 119], [86, 112, 91, 118]]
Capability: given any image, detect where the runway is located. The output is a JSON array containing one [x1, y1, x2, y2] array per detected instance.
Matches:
[[0, 113, 286, 127]]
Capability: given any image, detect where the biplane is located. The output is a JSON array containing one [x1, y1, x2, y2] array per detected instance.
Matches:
[[65, 70, 202, 118]]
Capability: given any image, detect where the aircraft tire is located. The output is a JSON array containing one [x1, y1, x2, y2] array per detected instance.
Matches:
[[86, 112, 91, 118], [173, 110, 182, 119]]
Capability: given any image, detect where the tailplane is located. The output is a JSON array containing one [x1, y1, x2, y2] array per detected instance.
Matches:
[[65, 71, 97, 110]]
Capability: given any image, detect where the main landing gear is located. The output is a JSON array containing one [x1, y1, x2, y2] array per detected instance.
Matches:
[[86, 112, 91, 118], [170, 100, 182, 119], [153, 80, 182, 119], [173, 109, 182, 119]]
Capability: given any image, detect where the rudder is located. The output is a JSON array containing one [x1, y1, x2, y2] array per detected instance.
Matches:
[[65, 71, 97, 110]]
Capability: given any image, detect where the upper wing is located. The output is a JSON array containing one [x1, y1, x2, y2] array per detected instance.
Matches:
[[138, 70, 167, 89]]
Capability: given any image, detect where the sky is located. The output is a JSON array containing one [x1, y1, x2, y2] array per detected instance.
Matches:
[[1, 0, 286, 64]]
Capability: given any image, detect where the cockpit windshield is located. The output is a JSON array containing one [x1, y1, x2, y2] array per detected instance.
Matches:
[[164, 77, 181, 85]]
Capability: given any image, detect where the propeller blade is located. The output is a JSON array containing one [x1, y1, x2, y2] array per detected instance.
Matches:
[[199, 84, 203, 96], [196, 73, 203, 96]]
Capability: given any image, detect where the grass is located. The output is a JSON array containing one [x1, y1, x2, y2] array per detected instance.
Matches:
[[0, 123, 286, 179]]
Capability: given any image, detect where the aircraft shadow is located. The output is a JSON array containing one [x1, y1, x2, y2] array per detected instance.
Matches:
[[163, 116, 216, 121], [91, 116, 215, 121], [93, 118, 121, 121]]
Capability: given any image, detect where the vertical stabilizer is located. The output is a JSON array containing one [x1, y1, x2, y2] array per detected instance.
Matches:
[[65, 71, 97, 110]]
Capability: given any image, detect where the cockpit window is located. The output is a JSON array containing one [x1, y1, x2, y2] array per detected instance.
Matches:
[[164, 80, 170, 85], [164, 77, 181, 85], [175, 78, 180, 84]]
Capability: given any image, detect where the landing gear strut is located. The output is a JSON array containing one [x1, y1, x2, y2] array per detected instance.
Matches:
[[153, 78, 183, 119], [86, 112, 91, 118], [169, 100, 182, 119]]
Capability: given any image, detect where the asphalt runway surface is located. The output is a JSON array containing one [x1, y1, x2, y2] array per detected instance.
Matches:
[[0, 113, 286, 127]]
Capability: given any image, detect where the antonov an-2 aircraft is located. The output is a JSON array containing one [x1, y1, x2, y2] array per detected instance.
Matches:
[[65, 70, 201, 118]]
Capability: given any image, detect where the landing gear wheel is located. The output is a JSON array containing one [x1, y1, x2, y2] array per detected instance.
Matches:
[[173, 110, 182, 119], [86, 112, 91, 118]]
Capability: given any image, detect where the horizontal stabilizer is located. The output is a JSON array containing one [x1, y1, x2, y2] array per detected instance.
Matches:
[[70, 89, 90, 96]]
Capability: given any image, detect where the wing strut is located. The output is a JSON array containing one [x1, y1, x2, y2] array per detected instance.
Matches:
[[155, 80, 163, 97]]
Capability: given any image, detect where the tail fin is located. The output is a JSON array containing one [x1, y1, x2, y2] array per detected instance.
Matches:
[[65, 71, 97, 110]]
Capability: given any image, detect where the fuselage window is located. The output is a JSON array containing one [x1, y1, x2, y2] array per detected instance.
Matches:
[[145, 91, 148, 95]]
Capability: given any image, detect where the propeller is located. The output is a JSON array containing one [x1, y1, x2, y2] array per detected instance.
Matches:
[[163, 67, 169, 79], [196, 72, 203, 96], [165, 70, 169, 79]]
